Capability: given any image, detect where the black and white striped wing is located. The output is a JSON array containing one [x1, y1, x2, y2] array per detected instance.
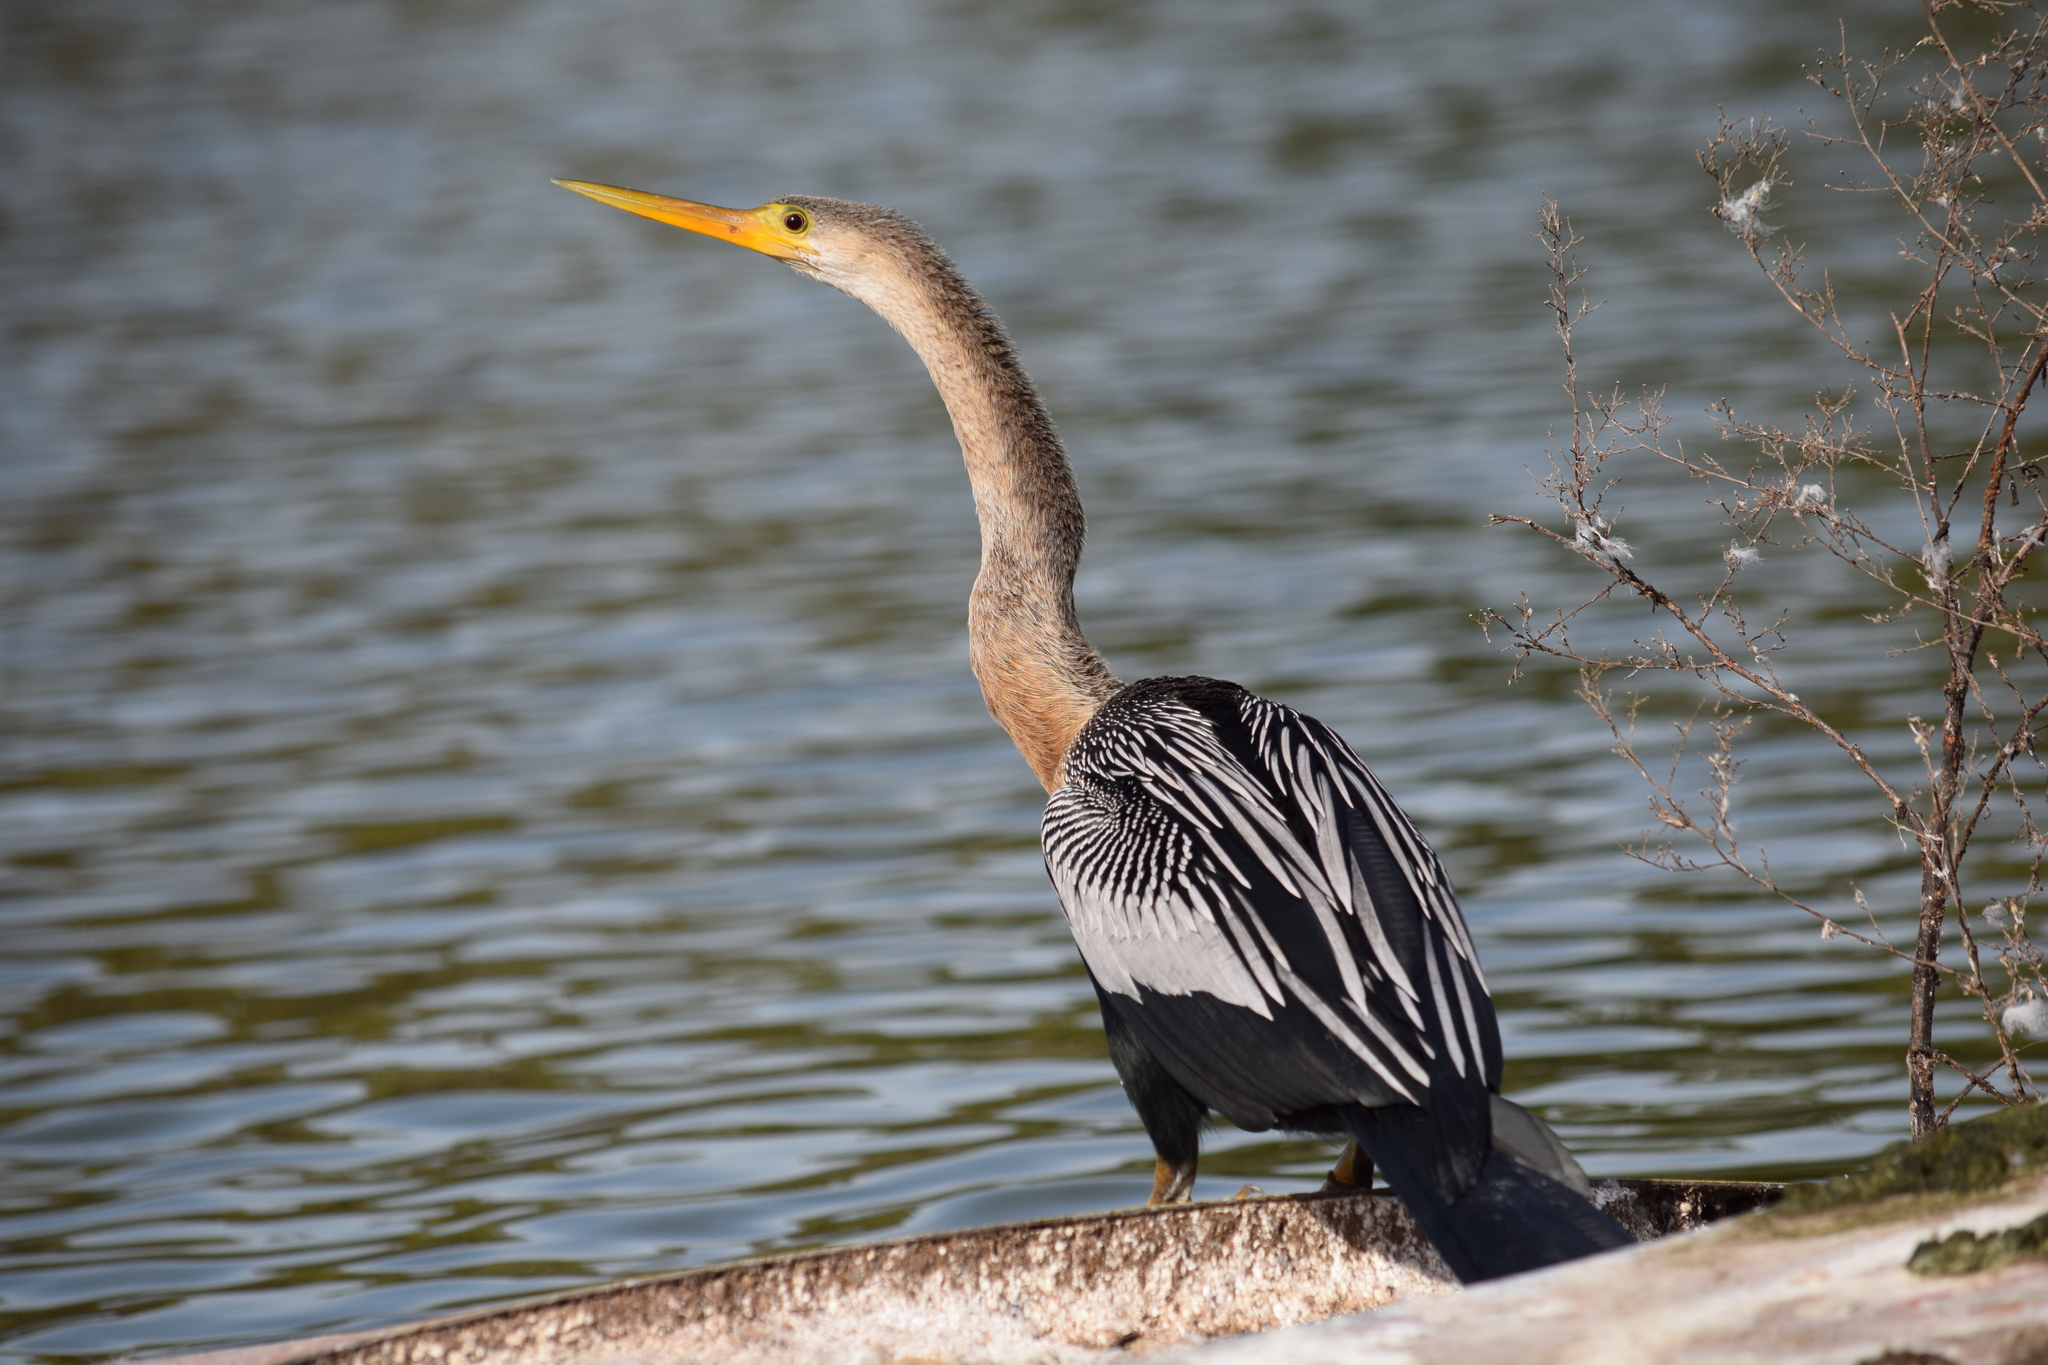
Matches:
[[1042, 678, 1499, 1122]]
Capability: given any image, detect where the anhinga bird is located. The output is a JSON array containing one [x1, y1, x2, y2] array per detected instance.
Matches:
[[554, 181, 1632, 1283]]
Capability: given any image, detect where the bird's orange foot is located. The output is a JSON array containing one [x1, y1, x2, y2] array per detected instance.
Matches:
[[1148, 1155, 1197, 1205], [1321, 1139, 1373, 1193]]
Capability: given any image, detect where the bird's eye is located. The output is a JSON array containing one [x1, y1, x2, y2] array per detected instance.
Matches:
[[782, 210, 809, 233]]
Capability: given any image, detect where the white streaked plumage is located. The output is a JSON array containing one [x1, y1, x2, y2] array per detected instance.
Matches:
[[1044, 686, 1491, 1109]]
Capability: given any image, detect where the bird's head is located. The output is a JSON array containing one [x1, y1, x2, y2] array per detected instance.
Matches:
[[552, 180, 942, 320]]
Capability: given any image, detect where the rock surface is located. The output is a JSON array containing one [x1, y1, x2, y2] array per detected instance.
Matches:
[[120, 1179, 1766, 1365], [1178, 1170, 2048, 1365]]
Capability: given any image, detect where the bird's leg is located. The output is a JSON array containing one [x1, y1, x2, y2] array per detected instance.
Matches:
[[1099, 989, 1206, 1207], [1149, 1154, 1198, 1205], [1321, 1139, 1373, 1193]]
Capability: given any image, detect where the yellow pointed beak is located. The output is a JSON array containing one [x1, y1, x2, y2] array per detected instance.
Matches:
[[552, 180, 812, 260]]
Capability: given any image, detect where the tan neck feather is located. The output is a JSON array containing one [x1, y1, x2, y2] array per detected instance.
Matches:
[[858, 248, 1120, 790]]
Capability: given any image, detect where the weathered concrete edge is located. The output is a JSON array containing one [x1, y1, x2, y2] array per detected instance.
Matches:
[[115, 1178, 1779, 1365], [1174, 1170, 2048, 1365]]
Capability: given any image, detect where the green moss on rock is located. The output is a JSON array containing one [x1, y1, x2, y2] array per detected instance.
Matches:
[[1778, 1104, 2048, 1217], [1907, 1210, 2048, 1275]]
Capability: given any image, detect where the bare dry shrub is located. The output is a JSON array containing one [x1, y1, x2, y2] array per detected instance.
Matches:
[[1489, 0, 2048, 1137]]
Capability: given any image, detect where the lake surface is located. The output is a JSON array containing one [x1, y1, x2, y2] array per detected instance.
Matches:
[[0, 0, 2009, 1360]]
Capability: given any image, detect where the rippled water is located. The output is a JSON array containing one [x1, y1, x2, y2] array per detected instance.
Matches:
[[0, 0, 2005, 1360]]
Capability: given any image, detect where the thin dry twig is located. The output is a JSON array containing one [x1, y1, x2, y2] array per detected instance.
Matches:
[[1489, 3, 2048, 1135]]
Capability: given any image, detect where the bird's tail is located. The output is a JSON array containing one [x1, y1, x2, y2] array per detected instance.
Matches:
[[1343, 1105, 1633, 1284]]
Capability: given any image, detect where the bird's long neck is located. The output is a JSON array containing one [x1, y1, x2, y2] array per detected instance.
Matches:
[[861, 250, 1121, 790]]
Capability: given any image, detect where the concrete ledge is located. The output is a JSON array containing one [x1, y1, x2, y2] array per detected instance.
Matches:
[[1181, 1174, 2048, 1365], [119, 1178, 1772, 1365]]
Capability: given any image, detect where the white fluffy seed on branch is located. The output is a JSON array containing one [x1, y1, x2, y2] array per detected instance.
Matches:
[[1719, 179, 1774, 238], [1922, 538, 1951, 584], [1572, 517, 1634, 563], [2002, 997, 2048, 1037]]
